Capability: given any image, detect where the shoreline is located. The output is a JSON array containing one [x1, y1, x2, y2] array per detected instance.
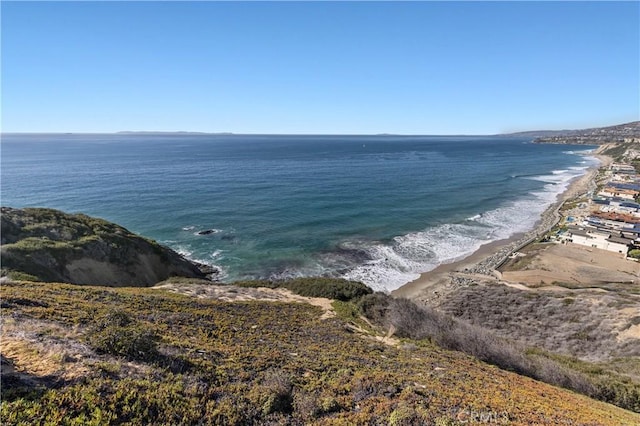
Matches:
[[392, 147, 613, 300]]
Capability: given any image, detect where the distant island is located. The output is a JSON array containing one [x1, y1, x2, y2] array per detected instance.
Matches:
[[116, 131, 234, 136], [3, 120, 639, 139]]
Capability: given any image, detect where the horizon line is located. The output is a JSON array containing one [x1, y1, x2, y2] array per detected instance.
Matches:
[[2, 120, 637, 137], [1, 131, 500, 137]]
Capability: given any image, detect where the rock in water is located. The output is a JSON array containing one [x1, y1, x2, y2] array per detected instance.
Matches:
[[196, 229, 219, 235], [0, 207, 211, 286]]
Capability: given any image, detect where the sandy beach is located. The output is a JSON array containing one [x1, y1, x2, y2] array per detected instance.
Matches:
[[393, 146, 614, 300]]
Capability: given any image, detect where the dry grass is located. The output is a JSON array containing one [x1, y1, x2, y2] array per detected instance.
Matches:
[[2, 318, 93, 381], [359, 292, 640, 412], [435, 281, 640, 361], [2, 280, 638, 425]]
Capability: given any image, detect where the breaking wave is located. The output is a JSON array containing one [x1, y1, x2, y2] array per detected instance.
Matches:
[[328, 165, 594, 292]]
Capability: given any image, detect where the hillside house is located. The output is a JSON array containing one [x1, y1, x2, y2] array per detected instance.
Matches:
[[599, 204, 640, 218], [598, 187, 640, 200], [567, 227, 632, 255], [611, 163, 636, 172], [589, 211, 640, 227]]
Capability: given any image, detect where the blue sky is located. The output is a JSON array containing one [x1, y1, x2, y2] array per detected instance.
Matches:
[[2, 1, 639, 134]]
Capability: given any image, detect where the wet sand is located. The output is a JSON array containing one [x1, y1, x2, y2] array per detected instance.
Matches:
[[392, 233, 523, 298], [393, 148, 613, 300]]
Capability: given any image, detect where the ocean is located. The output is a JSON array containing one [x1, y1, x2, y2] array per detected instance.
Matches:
[[1, 134, 598, 291]]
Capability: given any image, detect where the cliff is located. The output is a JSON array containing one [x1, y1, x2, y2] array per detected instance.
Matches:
[[0, 207, 214, 286]]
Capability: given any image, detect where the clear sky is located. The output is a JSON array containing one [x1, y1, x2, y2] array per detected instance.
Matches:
[[2, 1, 639, 134]]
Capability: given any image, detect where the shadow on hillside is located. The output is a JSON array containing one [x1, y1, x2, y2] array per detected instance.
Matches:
[[0, 354, 71, 402]]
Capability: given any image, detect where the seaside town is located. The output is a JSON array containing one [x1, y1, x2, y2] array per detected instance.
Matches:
[[395, 126, 640, 302], [556, 160, 640, 258], [534, 121, 640, 145], [533, 120, 640, 260], [446, 151, 640, 280]]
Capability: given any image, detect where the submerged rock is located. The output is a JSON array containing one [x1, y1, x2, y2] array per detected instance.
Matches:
[[196, 229, 219, 236]]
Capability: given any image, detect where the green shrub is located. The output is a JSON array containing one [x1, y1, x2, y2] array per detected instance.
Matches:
[[595, 380, 640, 413], [389, 404, 422, 426], [258, 370, 293, 416], [2, 280, 638, 423], [628, 249, 640, 260], [602, 142, 633, 160], [86, 309, 159, 362], [235, 277, 372, 301], [2, 270, 41, 282]]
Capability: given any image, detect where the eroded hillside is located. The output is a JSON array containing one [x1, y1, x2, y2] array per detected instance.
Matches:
[[1, 207, 213, 286]]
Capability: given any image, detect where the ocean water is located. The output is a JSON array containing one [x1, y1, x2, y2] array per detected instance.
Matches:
[[1, 134, 598, 291]]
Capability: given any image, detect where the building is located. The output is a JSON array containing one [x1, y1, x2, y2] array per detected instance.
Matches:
[[566, 227, 633, 255], [598, 187, 640, 200]]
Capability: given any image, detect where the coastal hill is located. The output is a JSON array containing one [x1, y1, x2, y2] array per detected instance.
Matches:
[[2, 279, 638, 424], [532, 120, 640, 144], [1, 208, 639, 423], [0, 207, 214, 286]]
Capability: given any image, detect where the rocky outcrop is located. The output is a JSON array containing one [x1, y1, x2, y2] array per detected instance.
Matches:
[[1, 207, 214, 286]]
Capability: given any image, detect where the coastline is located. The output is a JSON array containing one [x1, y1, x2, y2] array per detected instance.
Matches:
[[393, 147, 613, 300]]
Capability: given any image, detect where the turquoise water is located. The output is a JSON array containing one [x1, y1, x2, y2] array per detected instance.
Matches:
[[1, 134, 597, 291]]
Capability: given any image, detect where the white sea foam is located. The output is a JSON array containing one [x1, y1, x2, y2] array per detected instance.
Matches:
[[342, 224, 489, 292], [527, 166, 586, 184], [340, 163, 594, 292], [563, 149, 594, 155], [175, 246, 193, 258], [175, 245, 226, 278]]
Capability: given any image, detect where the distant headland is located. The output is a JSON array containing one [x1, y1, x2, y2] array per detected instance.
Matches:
[[530, 120, 640, 145]]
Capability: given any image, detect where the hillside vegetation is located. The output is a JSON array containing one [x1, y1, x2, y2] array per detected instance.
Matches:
[[0, 207, 211, 286], [2, 280, 639, 425], [2, 207, 638, 424], [235, 277, 373, 301]]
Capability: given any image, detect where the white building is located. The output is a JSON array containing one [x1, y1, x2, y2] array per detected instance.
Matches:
[[567, 227, 632, 255], [599, 204, 640, 217], [598, 187, 639, 200]]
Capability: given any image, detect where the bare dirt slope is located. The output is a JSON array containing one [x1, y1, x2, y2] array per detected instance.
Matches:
[[154, 281, 336, 319], [428, 243, 640, 362], [501, 243, 639, 286]]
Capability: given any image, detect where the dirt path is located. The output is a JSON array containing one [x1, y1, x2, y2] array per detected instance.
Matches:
[[153, 282, 336, 320]]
